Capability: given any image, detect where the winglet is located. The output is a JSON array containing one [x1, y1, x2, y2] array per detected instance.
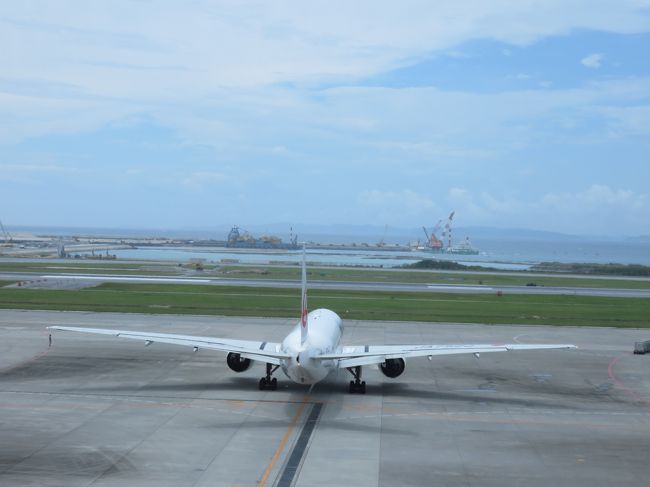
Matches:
[[300, 243, 308, 345]]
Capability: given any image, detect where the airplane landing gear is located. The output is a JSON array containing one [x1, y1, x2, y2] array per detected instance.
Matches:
[[347, 366, 366, 394], [259, 363, 279, 390]]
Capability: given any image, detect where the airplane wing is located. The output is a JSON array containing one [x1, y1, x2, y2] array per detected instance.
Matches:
[[315, 343, 577, 368], [47, 326, 290, 365]]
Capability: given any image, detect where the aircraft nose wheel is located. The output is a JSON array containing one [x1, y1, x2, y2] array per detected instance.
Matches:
[[349, 380, 366, 394], [259, 363, 279, 391], [259, 377, 278, 390], [346, 366, 366, 394]]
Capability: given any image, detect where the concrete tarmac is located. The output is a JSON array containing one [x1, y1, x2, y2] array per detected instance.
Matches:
[[1, 310, 650, 486]]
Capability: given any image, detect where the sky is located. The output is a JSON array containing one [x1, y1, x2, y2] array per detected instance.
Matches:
[[1, 1, 649, 236]]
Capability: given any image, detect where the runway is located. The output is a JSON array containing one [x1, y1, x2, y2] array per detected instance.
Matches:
[[3, 271, 650, 297], [1, 310, 650, 486]]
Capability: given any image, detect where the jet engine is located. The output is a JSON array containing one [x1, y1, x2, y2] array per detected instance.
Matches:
[[227, 352, 252, 372], [379, 358, 405, 378]]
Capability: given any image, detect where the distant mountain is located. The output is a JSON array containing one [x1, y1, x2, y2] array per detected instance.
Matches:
[[625, 235, 650, 243], [453, 226, 585, 241]]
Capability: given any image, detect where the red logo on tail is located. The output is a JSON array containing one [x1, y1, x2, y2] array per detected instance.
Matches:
[[301, 307, 307, 327]]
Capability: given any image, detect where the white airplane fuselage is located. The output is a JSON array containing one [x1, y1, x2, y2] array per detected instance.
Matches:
[[280, 308, 342, 384]]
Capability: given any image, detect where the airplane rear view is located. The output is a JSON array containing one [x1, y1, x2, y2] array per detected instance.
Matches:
[[49, 246, 576, 394]]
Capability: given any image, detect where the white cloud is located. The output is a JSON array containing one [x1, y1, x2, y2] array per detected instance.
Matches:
[[441, 185, 650, 234], [0, 92, 135, 144], [181, 171, 227, 189], [357, 189, 437, 224], [1, 2, 647, 97], [542, 184, 648, 211], [539, 185, 650, 234], [598, 105, 650, 134], [447, 187, 521, 223], [1, 2, 649, 232], [581, 52, 604, 68], [0, 163, 77, 173], [301, 79, 650, 158], [0, 162, 80, 185], [358, 189, 435, 208], [0, 2, 647, 146]]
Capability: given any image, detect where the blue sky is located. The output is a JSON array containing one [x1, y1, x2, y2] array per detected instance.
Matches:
[[1, 1, 649, 235]]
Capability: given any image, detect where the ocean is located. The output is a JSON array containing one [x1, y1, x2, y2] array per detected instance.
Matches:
[[107, 238, 650, 269], [9, 226, 650, 268]]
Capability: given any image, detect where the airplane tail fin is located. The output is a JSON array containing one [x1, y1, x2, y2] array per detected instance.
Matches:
[[300, 244, 308, 345]]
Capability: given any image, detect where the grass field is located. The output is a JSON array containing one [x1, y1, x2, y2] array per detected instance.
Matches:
[[3, 260, 650, 289], [218, 265, 650, 289], [1, 282, 648, 328]]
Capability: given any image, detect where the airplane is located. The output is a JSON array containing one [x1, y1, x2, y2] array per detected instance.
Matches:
[[48, 247, 576, 394]]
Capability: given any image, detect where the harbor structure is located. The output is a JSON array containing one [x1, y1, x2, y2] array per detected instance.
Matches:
[[422, 211, 479, 255], [226, 226, 299, 250]]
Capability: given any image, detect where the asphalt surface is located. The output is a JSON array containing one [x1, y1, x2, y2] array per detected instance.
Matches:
[[2, 271, 650, 297], [2, 310, 650, 486]]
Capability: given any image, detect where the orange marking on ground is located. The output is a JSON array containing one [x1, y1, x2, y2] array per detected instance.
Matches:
[[343, 403, 381, 413], [225, 399, 246, 408], [258, 396, 309, 487]]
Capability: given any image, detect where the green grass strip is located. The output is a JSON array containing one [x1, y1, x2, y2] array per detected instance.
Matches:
[[218, 266, 650, 290], [4, 260, 650, 289], [0, 282, 648, 328]]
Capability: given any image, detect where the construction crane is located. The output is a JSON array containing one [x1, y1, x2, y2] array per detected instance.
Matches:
[[431, 219, 443, 239], [441, 211, 455, 249], [0, 219, 11, 243], [422, 219, 444, 249]]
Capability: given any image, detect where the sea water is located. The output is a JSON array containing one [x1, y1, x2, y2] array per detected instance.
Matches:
[[109, 238, 650, 269]]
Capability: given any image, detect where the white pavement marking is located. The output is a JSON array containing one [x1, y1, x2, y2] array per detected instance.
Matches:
[[41, 275, 212, 284], [427, 285, 494, 291]]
